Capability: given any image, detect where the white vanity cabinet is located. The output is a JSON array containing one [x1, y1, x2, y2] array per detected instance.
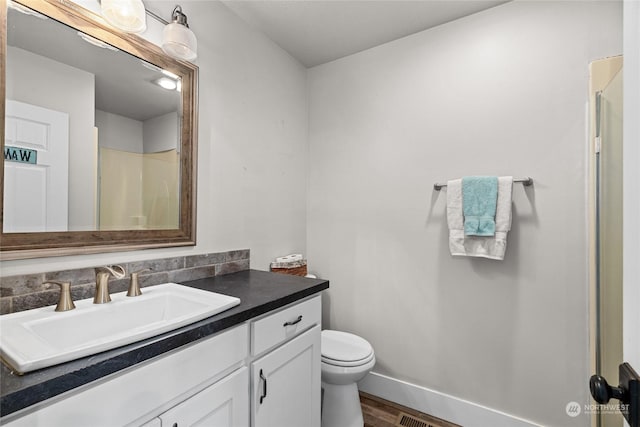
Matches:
[[250, 296, 322, 427], [3, 294, 324, 427], [4, 324, 248, 427]]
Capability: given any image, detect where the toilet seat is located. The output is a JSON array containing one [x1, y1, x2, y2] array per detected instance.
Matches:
[[321, 330, 374, 367], [322, 352, 375, 367]]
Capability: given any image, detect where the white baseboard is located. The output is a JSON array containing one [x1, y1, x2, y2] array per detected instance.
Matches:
[[358, 372, 542, 427]]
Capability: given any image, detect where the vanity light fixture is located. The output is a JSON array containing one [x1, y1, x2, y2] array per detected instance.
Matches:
[[98, 1, 198, 60], [101, 0, 147, 33], [162, 6, 198, 61], [144, 5, 198, 62]]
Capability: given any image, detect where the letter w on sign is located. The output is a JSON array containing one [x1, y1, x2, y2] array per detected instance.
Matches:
[[4, 146, 37, 164]]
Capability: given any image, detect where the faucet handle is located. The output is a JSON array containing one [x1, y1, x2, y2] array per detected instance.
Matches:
[[94, 264, 126, 304], [44, 281, 75, 312], [96, 265, 126, 279], [127, 268, 151, 297]]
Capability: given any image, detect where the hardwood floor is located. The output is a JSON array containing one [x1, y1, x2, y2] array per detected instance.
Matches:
[[360, 392, 462, 427]]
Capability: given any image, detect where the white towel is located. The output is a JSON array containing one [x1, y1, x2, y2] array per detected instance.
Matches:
[[446, 176, 513, 260]]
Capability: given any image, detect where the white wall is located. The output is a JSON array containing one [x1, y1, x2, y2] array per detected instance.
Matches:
[[143, 112, 178, 153], [6, 47, 96, 231], [1, 1, 308, 274], [307, 1, 621, 426], [95, 109, 144, 153]]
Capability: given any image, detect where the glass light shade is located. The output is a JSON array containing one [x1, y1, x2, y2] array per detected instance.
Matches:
[[101, 0, 147, 33], [162, 23, 197, 61]]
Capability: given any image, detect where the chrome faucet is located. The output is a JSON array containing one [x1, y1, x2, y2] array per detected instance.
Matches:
[[94, 265, 126, 304]]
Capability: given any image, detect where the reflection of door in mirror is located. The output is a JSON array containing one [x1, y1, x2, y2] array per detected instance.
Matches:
[[5, 43, 97, 232], [3, 100, 69, 232]]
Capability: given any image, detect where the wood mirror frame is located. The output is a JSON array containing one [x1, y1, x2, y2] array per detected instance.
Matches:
[[0, 0, 198, 260]]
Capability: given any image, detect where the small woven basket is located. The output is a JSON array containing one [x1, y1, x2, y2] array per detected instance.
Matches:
[[270, 260, 308, 277]]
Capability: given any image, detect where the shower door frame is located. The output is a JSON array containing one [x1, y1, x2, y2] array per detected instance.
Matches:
[[588, 55, 624, 427]]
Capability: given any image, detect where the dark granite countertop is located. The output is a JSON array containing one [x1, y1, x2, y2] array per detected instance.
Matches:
[[0, 269, 329, 418]]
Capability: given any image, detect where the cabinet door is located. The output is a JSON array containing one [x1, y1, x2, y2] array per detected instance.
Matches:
[[252, 325, 321, 427], [159, 367, 248, 427]]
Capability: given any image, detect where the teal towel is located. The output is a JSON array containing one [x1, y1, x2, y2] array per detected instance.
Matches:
[[462, 176, 498, 236]]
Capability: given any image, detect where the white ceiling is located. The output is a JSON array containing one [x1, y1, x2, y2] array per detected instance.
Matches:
[[7, 6, 180, 122], [222, 0, 509, 68], [7, 0, 508, 120]]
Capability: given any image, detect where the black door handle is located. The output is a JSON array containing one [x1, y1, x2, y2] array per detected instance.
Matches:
[[589, 362, 640, 427], [590, 375, 626, 403]]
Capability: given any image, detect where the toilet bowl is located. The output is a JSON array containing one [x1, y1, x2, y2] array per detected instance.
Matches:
[[321, 330, 375, 427]]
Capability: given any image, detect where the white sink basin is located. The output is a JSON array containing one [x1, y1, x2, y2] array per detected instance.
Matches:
[[0, 283, 240, 374]]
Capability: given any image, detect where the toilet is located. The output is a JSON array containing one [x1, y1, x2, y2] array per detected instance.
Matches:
[[321, 330, 375, 427]]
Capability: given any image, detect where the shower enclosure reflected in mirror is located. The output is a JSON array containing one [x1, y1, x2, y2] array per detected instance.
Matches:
[[1, 0, 198, 259]]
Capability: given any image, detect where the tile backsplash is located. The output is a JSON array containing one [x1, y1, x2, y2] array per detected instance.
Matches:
[[0, 249, 250, 315]]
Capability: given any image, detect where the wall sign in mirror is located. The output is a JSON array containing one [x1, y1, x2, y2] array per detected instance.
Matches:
[[0, 0, 198, 259]]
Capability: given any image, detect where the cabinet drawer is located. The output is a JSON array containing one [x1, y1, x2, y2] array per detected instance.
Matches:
[[251, 296, 321, 356]]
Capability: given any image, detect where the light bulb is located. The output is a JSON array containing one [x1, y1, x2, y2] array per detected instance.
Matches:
[[101, 0, 147, 33]]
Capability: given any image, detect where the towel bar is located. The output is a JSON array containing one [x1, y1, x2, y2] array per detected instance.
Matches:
[[433, 177, 533, 191]]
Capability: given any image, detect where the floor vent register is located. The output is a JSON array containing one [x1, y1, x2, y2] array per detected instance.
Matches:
[[396, 412, 443, 427]]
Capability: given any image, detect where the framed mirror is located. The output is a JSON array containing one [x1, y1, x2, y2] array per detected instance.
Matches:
[[0, 0, 198, 260]]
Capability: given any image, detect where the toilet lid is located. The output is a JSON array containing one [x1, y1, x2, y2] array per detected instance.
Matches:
[[321, 330, 373, 364], [322, 352, 375, 367]]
